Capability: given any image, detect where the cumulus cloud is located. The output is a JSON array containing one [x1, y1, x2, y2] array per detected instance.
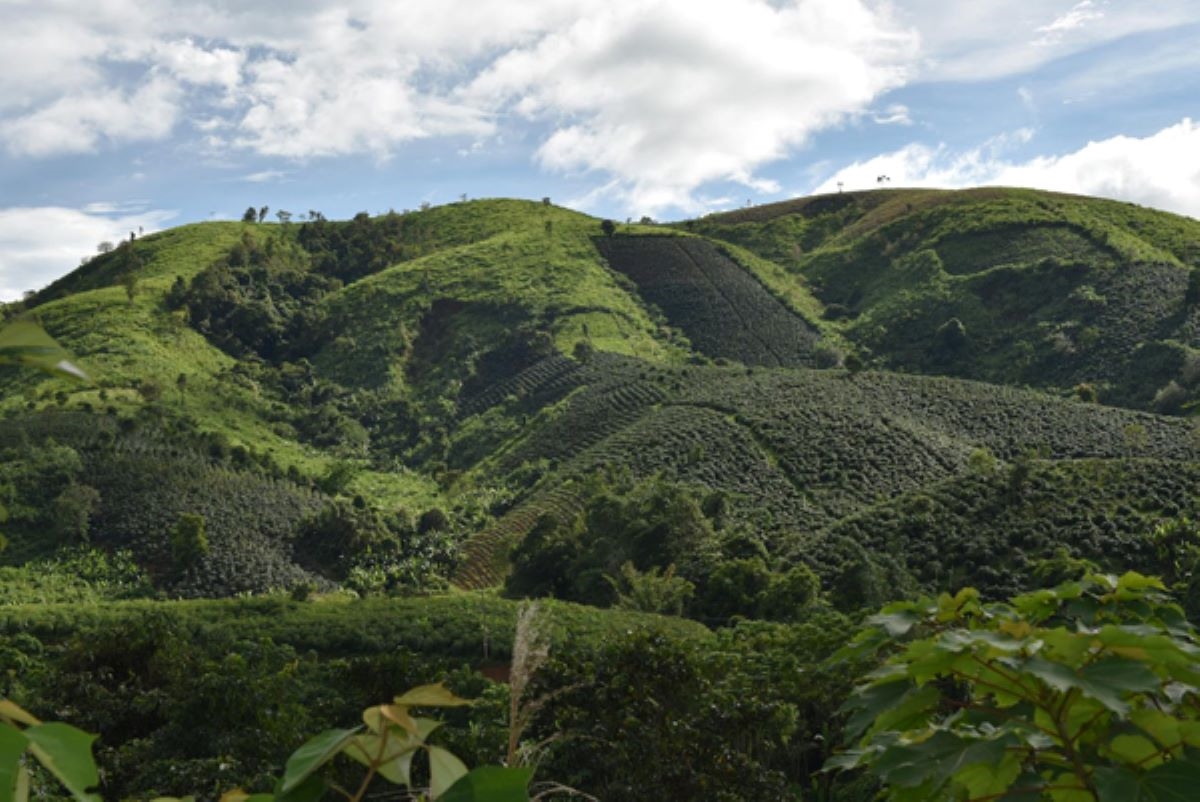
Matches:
[[813, 118, 1200, 219], [0, 0, 917, 211], [467, 0, 916, 212], [2, 0, 1197, 216], [2, 75, 181, 157], [0, 206, 176, 301]]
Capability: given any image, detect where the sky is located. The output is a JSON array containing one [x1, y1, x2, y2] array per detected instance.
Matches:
[[1, 0, 1198, 300]]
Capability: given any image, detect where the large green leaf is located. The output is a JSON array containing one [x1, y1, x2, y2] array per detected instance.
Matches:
[[0, 321, 88, 381], [393, 684, 472, 708], [428, 745, 468, 799], [438, 767, 533, 802], [842, 678, 914, 741], [274, 774, 325, 802], [1023, 656, 1158, 715], [1095, 759, 1200, 801], [278, 727, 359, 794], [23, 723, 99, 802], [343, 731, 422, 786], [0, 726, 29, 802]]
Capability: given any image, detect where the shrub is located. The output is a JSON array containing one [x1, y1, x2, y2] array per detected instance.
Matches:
[[832, 573, 1200, 802]]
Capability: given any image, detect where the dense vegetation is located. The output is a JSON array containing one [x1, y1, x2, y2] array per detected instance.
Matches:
[[3, 188, 1200, 800]]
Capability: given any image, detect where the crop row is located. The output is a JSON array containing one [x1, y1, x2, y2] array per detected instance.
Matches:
[[597, 236, 820, 367]]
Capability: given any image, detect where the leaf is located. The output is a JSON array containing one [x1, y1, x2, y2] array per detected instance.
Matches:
[[1079, 658, 1160, 696], [393, 684, 472, 708], [1024, 655, 1158, 716], [0, 321, 88, 381], [343, 732, 421, 786], [23, 723, 100, 802], [275, 774, 325, 802], [1138, 758, 1200, 800], [955, 750, 1021, 799], [278, 727, 359, 794], [218, 791, 270, 802], [1112, 573, 1166, 601], [870, 684, 940, 735], [1108, 734, 1162, 766], [428, 745, 468, 799], [0, 726, 30, 802], [869, 609, 922, 638], [1095, 758, 1200, 801], [364, 704, 420, 736], [1130, 709, 1181, 751], [0, 703, 38, 728], [438, 767, 533, 802], [841, 678, 914, 741]]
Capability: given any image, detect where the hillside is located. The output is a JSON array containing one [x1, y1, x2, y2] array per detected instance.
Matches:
[[691, 187, 1200, 411], [2, 190, 1198, 607], [4, 188, 1200, 801]]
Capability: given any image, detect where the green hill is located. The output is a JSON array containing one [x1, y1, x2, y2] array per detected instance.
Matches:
[[2, 191, 1198, 607], [690, 187, 1200, 411], [5, 188, 1200, 802]]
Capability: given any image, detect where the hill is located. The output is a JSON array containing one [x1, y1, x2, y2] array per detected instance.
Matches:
[[690, 187, 1200, 411], [1, 190, 1198, 609], [4, 188, 1200, 802]]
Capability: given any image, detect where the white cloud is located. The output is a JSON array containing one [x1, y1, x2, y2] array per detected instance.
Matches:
[[241, 170, 289, 183], [813, 118, 1200, 219], [895, 0, 1197, 80], [872, 104, 913, 125], [1034, 0, 1105, 45], [0, 205, 177, 301], [1, 0, 1197, 217], [152, 38, 243, 91], [467, 0, 916, 213], [1, 75, 180, 156]]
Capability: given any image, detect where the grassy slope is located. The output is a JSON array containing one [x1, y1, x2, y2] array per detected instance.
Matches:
[[453, 354, 1199, 590], [5, 190, 1200, 603], [690, 187, 1200, 410]]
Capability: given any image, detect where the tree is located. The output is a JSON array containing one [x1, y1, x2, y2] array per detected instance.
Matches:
[[600, 219, 616, 238], [242, 206, 258, 223], [97, 241, 114, 254], [120, 271, 138, 303], [276, 209, 292, 224], [48, 483, 101, 544], [170, 512, 209, 570], [829, 573, 1200, 802], [258, 205, 269, 223]]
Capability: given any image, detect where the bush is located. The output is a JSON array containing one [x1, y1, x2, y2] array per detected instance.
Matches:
[[831, 573, 1200, 802]]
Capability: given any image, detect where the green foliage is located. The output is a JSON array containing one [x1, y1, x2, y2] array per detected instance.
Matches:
[[170, 513, 209, 570], [691, 187, 1200, 413], [831, 573, 1200, 802], [597, 236, 822, 367], [606, 561, 694, 616], [46, 484, 100, 545], [506, 477, 721, 610]]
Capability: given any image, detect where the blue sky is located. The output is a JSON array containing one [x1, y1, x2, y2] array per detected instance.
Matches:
[[1, 0, 1198, 299]]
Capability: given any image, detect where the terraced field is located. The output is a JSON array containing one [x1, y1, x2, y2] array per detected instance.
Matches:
[[597, 236, 822, 367], [457, 357, 1199, 594]]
